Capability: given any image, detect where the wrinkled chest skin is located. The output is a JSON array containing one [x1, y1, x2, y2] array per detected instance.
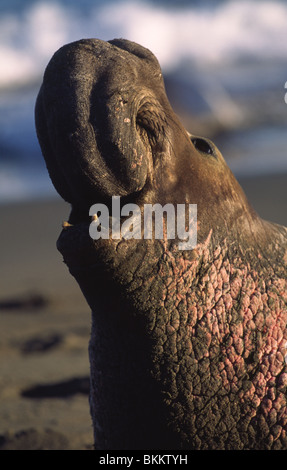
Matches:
[[36, 38, 287, 450], [58, 223, 287, 450]]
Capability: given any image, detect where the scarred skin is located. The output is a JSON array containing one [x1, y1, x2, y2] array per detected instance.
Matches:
[[35, 38, 287, 450]]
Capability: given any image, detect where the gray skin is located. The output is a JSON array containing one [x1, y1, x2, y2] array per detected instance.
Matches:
[[35, 38, 287, 450]]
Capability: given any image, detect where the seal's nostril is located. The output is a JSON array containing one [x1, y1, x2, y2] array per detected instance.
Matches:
[[136, 99, 167, 149], [136, 107, 157, 145], [191, 137, 214, 156]]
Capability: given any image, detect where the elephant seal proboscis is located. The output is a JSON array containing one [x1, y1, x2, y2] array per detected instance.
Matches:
[[35, 38, 287, 450]]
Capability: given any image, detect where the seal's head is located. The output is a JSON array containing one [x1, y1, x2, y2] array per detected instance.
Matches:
[[35, 38, 260, 245]]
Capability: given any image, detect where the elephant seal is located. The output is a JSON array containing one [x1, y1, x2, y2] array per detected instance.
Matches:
[[35, 38, 287, 450]]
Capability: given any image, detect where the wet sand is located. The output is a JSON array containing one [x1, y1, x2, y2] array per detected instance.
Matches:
[[0, 197, 93, 450], [0, 174, 286, 450]]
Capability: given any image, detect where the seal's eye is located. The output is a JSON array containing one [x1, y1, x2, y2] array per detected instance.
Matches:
[[191, 137, 214, 156]]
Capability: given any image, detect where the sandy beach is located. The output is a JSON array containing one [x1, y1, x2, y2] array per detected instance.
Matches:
[[0, 173, 286, 450], [0, 197, 93, 450]]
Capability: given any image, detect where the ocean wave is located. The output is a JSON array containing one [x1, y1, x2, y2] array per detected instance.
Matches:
[[1, 0, 287, 203], [0, 0, 287, 89], [0, 162, 55, 202]]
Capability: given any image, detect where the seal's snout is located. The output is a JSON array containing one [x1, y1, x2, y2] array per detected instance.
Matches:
[[90, 88, 150, 197], [35, 38, 169, 211]]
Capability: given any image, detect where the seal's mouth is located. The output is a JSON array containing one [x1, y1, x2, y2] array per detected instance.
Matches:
[[66, 190, 144, 227]]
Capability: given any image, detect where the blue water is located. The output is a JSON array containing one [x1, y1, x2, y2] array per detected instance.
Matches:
[[1, 0, 287, 203]]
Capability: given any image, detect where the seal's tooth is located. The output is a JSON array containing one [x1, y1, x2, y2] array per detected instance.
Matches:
[[62, 221, 73, 228]]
